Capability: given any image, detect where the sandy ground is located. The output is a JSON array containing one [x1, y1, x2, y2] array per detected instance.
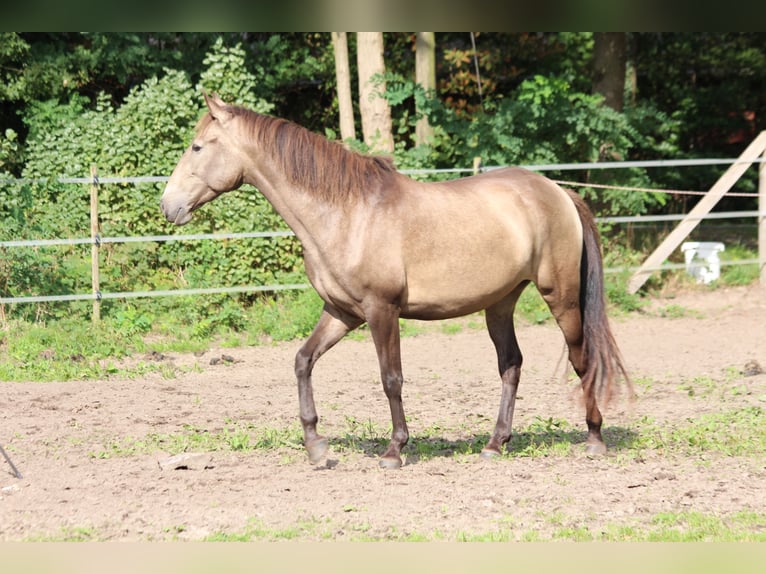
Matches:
[[1, 284, 765, 541]]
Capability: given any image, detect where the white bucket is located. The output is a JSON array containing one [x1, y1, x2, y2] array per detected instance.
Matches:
[[680, 241, 725, 284]]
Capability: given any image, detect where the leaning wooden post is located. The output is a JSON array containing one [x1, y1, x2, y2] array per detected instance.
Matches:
[[628, 131, 766, 294], [90, 165, 101, 324], [760, 149, 766, 286]]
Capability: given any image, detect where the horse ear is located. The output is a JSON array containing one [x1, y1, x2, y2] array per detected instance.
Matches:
[[203, 92, 231, 122]]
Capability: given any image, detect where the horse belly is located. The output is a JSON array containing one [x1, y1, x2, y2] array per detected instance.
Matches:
[[401, 243, 531, 320]]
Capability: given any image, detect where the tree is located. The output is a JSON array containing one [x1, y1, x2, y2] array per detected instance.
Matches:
[[331, 32, 356, 142], [356, 32, 394, 153], [415, 32, 436, 145], [592, 32, 627, 111]]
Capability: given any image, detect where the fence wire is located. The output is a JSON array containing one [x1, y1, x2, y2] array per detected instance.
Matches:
[[2, 157, 763, 306]]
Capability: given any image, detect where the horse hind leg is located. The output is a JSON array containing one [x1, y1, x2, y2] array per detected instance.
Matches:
[[481, 283, 527, 459], [295, 304, 363, 464], [540, 285, 607, 455]]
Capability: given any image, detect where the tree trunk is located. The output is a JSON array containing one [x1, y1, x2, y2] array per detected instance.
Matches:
[[331, 32, 356, 142], [356, 32, 394, 153], [592, 32, 627, 112], [415, 32, 436, 145]]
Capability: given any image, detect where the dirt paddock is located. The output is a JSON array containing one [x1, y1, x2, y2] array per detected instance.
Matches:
[[1, 285, 765, 541]]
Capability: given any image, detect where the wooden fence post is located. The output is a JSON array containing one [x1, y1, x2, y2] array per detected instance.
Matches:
[[90, 165, 101, 324], [760, 149, 766, 286]]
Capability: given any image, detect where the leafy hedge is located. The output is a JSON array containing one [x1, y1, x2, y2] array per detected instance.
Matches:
[[1, 40, 303, 321]]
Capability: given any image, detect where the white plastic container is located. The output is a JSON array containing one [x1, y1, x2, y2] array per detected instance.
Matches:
[[681, 241, 725, 284]]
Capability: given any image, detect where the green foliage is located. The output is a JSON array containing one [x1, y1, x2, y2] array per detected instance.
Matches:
[[0, 127, 21, 175], [0, 33, 29, 101], [2, 39, 307, 322], [719, 245, 760, 286], [198, 37, 274, 114], [244, 288, 323, 343], [383, 72, 675, 217]]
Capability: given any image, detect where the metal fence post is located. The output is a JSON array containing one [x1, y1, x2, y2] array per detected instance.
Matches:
[[90, 165, 101, 323]]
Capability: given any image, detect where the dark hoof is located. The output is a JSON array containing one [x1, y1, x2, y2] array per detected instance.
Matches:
[[306, 437, 329, 464], [378, 456, 403, 470], [480, 448, 501, 460], [585, 442, 607, 456]]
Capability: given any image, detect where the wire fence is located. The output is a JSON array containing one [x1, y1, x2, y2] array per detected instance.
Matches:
[[1, 157, 764, 308]]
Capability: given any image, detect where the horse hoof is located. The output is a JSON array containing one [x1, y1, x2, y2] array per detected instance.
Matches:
[[480, 448, 501, 460], [584, 442, 607, 456], [378, 456, 402, 470], [306, 437, 329, 464]]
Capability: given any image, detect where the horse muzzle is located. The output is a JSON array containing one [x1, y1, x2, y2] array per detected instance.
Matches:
[[160, 197, 194, 226]]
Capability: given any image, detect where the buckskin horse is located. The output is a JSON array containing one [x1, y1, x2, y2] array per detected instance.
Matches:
[[161, 93, 629, 469]]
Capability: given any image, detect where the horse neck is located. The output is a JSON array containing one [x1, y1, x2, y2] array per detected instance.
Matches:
[[242, 153, 341, 243]]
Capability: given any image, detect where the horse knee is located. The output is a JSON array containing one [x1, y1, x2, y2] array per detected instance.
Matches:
[[294, 348, 313, 380]]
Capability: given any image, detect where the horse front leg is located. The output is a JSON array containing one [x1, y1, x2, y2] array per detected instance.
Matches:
[[367, 303, 409, 469], [295, 304, 362, 464], [481, 290, 525, 458]]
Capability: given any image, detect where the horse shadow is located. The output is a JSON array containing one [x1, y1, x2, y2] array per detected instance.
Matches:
[[326, 424, 640, 466]]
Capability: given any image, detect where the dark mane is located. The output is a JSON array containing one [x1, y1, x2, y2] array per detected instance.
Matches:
[[201, 105, 398, 204]]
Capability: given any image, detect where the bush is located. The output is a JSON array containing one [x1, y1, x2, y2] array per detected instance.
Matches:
[[2, 39, 303, 322], [384, 73, 677, 217]]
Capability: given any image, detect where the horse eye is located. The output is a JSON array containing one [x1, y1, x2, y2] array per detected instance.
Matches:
[[191, 144, 202, 152]]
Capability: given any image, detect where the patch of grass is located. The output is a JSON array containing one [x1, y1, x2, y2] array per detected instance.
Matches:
[[205, 517, 323, 542], [399, 318, 425, 337], [507, 416, 580, 457], [678, 375, 718, 397], [88, 404, 766, 464], [516, 287, 552, 325], [168, 508, 766, 542], [654, 303, 703, 319], [440, 322, 463, 335], [457, 510, 766, 542], [629, 406, 766, 458], [331, 416, 388, 456], [605, 270, 647, 314], [26, 526, 101, 542], [92, 421, 305, 458], [603, 511, 766, 542], [718, 245, 759, 286], [244, 288, 323, 343], [0, 318, 153, 381], [0, 289, 325, 382]]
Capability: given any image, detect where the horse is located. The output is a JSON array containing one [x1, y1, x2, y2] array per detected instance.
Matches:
[[161, 93, 630, 469]]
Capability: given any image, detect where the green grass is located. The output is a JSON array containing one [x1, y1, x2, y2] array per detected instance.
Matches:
[[24, 509, 766, 542], [0, 318, 150, 381], [84, 402, 766, 464], [610, 406, 766, 458], [718, 244, 760, 286], [25, 526, 101, 542], [516, 287, 553, 324], [190, 509, 766, 542], [91, 421, 305, 459], [0, 289, 325, 382], [205, 518, 324, 542]]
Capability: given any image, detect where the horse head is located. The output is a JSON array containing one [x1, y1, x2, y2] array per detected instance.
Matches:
[[160, 93, 245, 225]]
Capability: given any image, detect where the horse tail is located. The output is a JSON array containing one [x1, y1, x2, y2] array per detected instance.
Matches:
[[565, 189, 631, 406]]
